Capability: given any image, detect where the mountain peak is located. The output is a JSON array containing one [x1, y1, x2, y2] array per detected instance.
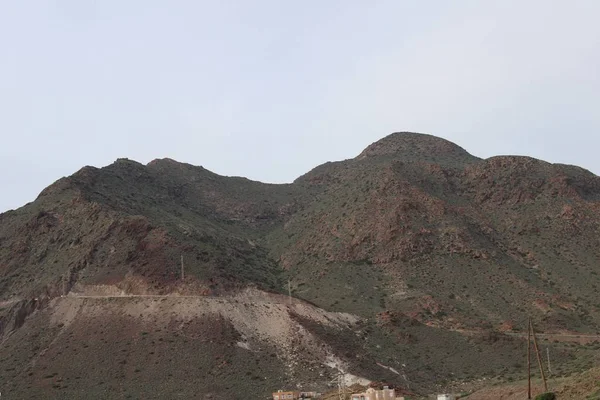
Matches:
[[147, 157, 180, 166], [357, 132, 479, 165]]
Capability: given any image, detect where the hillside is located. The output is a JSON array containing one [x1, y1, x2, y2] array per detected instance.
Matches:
[[1, 132, 599, 399], [464, 367, 600, 399]]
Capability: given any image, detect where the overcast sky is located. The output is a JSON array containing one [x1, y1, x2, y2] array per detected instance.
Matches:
[[1, 1, 599, 212]]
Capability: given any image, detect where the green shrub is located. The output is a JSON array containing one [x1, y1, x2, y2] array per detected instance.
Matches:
[[534, 393, 556, 400]]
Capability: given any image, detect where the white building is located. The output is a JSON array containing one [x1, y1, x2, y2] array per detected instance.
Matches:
[[437, 395, 455, 400], [351, 387, 404, 400]]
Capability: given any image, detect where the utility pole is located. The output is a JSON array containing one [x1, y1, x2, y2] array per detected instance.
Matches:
[[329, 372, 347, 400], [338, 372, 347, 400], [547, 347, 552, 376], [180, 255, 185, 281], [530, 319, 548, 393], [527, 317, 532, 400]]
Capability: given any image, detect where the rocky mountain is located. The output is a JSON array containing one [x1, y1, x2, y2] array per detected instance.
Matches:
[[1, 132, 599, 399]]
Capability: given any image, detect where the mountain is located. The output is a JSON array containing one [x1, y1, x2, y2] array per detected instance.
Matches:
[[1, 132, 599, 399]]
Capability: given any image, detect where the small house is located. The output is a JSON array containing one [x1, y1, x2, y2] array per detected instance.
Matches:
[[273, 390, 301, 400]]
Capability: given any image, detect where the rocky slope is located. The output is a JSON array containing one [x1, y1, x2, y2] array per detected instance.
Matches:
[[1, 132, 599, 399]]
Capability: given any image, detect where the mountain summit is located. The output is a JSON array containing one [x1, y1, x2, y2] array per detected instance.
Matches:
[[356, 131, 479, 164], [1, 133, 599, 398]]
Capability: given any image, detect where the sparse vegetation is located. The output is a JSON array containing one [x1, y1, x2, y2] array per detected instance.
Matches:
[[534, 393, 556, 400], [1, 133, 600, 398]]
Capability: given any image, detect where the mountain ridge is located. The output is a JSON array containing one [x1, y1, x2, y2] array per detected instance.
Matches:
[[1, 131, 599, 399]]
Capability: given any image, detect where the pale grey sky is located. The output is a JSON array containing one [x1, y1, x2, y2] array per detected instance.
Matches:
[[1, 1, 599, 212]]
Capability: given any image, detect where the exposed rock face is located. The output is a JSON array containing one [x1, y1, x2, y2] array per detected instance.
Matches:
[[1, 132, 599, 398]]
